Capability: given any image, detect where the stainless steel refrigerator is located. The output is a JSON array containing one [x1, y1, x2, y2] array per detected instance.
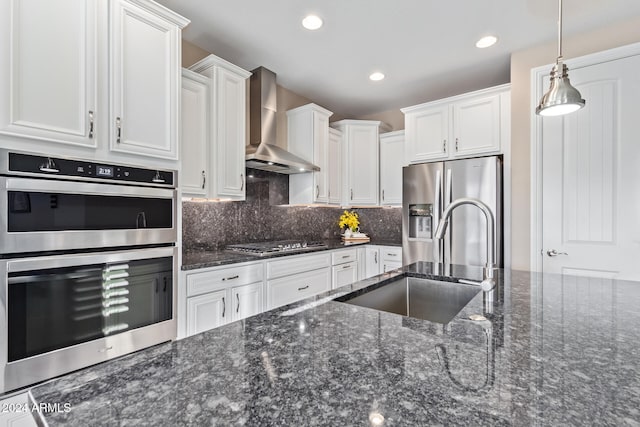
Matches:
[[402, 156, 502, 268]]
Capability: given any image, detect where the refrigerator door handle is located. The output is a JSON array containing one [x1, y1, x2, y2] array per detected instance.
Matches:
[[434, 170, 442, 263], [443, 167, 453, 266]]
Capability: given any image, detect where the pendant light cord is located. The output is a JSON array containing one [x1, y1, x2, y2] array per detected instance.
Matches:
[[557, 0, 563, 59]]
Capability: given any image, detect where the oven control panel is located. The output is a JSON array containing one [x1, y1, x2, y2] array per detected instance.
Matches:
[[3, 151, 175, 187]]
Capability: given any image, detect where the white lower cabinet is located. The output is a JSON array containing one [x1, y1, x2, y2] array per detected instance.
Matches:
[[364, 245, 403, 278], [0, 392, 37, 427], [332, 261, 358, 289], [187, 290, 227, 336], [267, 267, 330, 310], [231, 282, 263, 322]]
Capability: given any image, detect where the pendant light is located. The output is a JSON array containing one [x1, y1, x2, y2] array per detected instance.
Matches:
[[536, 0, 585, 116]]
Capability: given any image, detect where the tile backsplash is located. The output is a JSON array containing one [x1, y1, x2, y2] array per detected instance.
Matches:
[[182, 169, 401, 250]]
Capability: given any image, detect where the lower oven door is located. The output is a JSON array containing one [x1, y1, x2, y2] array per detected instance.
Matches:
[[0, 246, 177, 392]]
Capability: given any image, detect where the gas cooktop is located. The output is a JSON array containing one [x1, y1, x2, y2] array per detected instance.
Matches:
[[226, 240, 327, 256]]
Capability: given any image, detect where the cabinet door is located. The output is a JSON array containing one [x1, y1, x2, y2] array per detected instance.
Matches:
[[382, 261, 402, 273], [405, 105, 449, 163], [313, 113, 330, 203], [332, 261, 358, 289], [109, 0, 180, 159], [452, 94, 500, 157], [213, 67, 247, 199], [327, 128, 342, 204], [0, 0, 97, 148], [346, 125, 379, 205], [379, 132, 405, 206], [181, 70, 209, 197], [365, 246, 381, 279], [231, 282, 263, 322], [267, 267, 330, 310], [186, 290, 227, 336]]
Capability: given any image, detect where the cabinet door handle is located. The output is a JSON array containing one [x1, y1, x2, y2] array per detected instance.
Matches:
[[236, 293, 240, 313], [297, 285, 309, 291], [443, 140, 447, 152], [374, 252, 378, 264], [222, 275, 239, 281], [201, 171, 206, 189], [88, 111, 94, 139], [316, 185, 319, 198], [455, 138, 459, 151], [116, 117, 122, 144], [240, 173, 244, 191], [382, 189, 385, 201], [222, 297, 225, 317], [342, 264, 351, 269], [350, 189, 353, 200], [387, 253, 398, 257]]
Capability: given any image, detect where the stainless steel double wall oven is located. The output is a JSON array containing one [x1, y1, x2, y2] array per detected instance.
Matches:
[[0, 149, 178, 392]]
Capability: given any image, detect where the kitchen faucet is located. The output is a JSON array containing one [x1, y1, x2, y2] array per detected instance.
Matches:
[[434, 198, 497, 309]]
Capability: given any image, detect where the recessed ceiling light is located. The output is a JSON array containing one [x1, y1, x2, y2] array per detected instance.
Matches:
[[369, 72, 385, 81], [476, 35, 498, 48], [302, 15, 323, 30]]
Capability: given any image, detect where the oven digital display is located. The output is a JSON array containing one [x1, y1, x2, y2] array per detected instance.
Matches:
[[96, 165, 114, 177]]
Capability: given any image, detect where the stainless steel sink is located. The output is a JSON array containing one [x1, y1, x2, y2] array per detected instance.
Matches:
[[337, 277, 480, 324]]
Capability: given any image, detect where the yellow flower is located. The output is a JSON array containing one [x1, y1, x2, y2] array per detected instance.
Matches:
[[338, 210, 360, 231]]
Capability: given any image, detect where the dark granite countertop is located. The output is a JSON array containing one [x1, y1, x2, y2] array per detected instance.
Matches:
[[181, 239, 402, 270], [30, 263, 640, 426]]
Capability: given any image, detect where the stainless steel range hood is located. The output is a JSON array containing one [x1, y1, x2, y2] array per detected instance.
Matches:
[[247, 67, 320, 174]]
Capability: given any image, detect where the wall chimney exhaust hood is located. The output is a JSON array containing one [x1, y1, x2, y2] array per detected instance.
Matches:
[[247, 67, 320, 174]]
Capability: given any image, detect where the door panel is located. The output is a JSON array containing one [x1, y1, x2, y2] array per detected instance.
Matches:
[[541, 54, 640, 280]]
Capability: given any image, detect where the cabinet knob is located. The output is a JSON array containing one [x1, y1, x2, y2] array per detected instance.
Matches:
[[455, 138, 459, 151], [443, 140, 447, 152]]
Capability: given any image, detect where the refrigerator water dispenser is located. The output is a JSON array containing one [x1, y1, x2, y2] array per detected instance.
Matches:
[[409, 204, 433, 239]]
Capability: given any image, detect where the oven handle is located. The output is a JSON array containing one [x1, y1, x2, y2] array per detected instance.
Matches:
[[1, 177, 175, 199], [5, 246, 177, 274]]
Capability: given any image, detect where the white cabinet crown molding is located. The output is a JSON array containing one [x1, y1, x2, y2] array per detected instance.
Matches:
[[189, 54, 252, 79], [125, 0, 190, 28], [286, 103, 333, 118], [400, 83, 511, 114]]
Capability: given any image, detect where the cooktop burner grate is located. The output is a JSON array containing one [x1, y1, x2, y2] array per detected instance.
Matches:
[[226, 240, 327, 256]]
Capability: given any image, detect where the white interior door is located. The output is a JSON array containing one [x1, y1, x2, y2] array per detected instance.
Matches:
[[541, 54, 640, 280]]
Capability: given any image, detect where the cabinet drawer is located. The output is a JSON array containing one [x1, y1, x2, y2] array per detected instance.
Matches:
[[186, 263, 263, 297], [381, 247, 402, 262], [267, 267, 330, 309], [331, 248, 358, 265], [267, 252, 331, 279], [383, 261, 403, 273]]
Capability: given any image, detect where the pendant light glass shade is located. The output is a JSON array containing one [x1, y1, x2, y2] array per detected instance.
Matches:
[[535, 0, 585, 116]]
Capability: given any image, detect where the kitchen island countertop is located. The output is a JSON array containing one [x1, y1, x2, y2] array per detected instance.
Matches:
[[29, 263, 640, 426]]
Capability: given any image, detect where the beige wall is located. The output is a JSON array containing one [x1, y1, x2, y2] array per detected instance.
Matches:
[[182, 40, 210, 68], [355, 109, 405, 131], [510, 16, 640, 270]]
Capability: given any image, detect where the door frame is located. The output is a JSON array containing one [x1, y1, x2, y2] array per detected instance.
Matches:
[[529, 42, 640, 272]]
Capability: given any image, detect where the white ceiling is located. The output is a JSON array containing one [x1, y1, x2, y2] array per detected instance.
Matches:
[[156, 0, 640, 117]]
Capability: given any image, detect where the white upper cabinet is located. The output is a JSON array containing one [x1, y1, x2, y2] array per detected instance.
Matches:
[[190, 55, 251, 200], [0, 0, 98, 148], [109, 0, 186, 160], [402, 84, 510, 163], [287, 103, 334, 205], [327, 128, 343, 205], [0, 0, 188, 163], [379, 130, 405, 206], [180, 69, 209, 197], [332, 120, 386, 206]]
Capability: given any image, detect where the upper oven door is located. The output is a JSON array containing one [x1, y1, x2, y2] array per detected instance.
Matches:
[[0, 177, 177, 254]]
